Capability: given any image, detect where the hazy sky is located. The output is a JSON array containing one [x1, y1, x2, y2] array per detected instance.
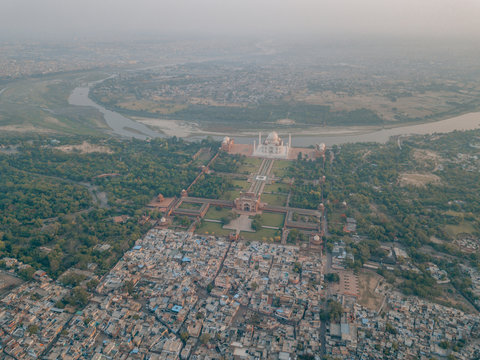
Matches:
[[2, 0, 480, 40]]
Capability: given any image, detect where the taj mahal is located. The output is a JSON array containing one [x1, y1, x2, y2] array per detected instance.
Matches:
[[221, 131, 325, 161], [252, 132, 291, 159]]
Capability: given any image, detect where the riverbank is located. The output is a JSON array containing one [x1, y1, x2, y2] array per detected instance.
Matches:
[[137, 112, 480, 147], [68, 82, 480, 146]]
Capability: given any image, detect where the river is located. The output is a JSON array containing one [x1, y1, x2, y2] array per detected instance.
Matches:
[[69, 84, 480, 146], [68, 86, 164, 140]]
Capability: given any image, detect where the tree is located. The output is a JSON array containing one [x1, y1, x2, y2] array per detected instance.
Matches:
[[200, 333, 211, 345], [206, 283, 213, 293], [65, 286, 89, 308], [320, 300, 343, 322], [27, 324, 39, 335], [123, 280, 135, 295], [251, 215, 263, 231], [86, 278, 99, 291], [180, 331, 189, 342], [385, 322, 397, 335], [324, 273, 340, 283]]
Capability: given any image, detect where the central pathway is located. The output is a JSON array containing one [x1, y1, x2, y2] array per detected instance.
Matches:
[[248, 158, 274, 196]]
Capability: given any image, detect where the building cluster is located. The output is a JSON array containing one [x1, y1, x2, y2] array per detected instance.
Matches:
[[324, 294, 357, 358], [0, 41, 190, 80], [0, 278, 70, 359], [2, 228, 480, 359], [426, 263, 450, 284], [455, 235, 479, 253], [346, 292, 480, 360], [96, 64, 305, 108], [331, 241, 355, 270], [460, 264, 480, 307], [0, 43, 123, 79], [42, 229, 326, 359]]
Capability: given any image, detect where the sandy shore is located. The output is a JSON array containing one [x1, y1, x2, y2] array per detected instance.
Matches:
[[134, 116, 382, 138], [133, 117, 200, 137]]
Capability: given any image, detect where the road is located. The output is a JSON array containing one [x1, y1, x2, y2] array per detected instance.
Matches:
[[248, 158, 274, 196]]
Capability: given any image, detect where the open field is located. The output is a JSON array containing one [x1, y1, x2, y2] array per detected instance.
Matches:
[[399, 172, 441, 187], [205, 207, 233, 220], [263, 182, 290, 194], [237, 157, 262, 174], [0, 73, 108, 135], [241, 227, 280, 241], [231, 179, 250, 191], [413, 149, 443, 169], [117, 98, 188, 114], [223, 189, 242, 201], [178, 201, 203, 210], [55, 141, 113, 154], [0, 272, 23, 298], [297, 88, 480, 124], [196, 221, 231, 236], [260, 212, 285, 228], [445, 221, 478, 237], [357, 270, 385, 311], [261, 193, 288, 207], [271, 160, 292, 178]]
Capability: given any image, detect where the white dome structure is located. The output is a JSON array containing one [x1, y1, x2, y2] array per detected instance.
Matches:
[[265, 132, 281, 145], [253, 131, 291, 159]]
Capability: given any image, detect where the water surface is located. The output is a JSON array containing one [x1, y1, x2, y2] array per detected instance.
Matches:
[[69, 84, 480, 146], [69, 86, 163, 140]]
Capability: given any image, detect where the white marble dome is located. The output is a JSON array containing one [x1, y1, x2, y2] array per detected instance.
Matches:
[[265, 131, 281, 145]]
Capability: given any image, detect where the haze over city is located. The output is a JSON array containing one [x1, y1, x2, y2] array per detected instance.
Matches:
[[2, 0, 480, 39]]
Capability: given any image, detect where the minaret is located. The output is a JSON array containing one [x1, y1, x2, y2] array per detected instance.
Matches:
[[259, 132, 261, 146], [253, 140, 256, 152], [289, 134, 292, 148]]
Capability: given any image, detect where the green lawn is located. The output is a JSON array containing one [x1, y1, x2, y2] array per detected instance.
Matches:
[[241, 227, 280, 242], [178, 201, 203, 210], [238, 157, 262, 174], [272, 160, 292, 178], [445, 221, 477, 237], [292, 212, 320, 224], [205, 207, 234, 220], [223, 189, 242, 201], [263, 182, 290, 194], [196, 221, 231, 236], [231, 179, 250, 190], [261, 193, 287, 207], [261, 212, 285, 228], [0, 73, 108, 135]]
